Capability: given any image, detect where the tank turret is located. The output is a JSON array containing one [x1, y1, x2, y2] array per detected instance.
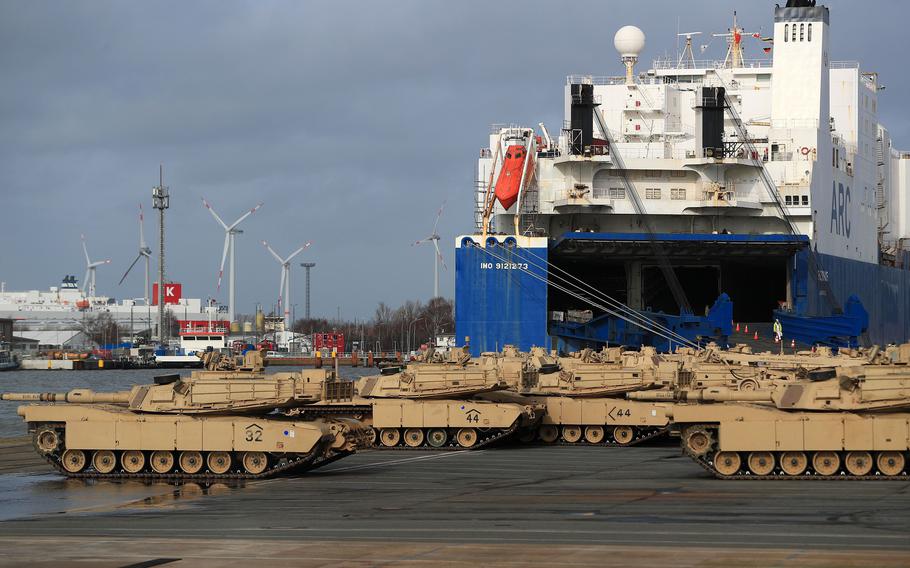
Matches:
[[356, 358, 506, 399]]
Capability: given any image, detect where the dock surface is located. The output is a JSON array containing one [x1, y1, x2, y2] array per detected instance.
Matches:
[[1, 440, 909, 567]]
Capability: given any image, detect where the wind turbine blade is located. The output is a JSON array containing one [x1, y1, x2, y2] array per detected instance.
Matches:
[[261, 240, 284, 263], [138, 204, 147, 249], [285, 242, 311, 262], [412, 237, 432, 246], [228, 202, 263, 230], [217, 233, 230, 291], [82, 269, 90, 292], [81, 234, 90, 265], [119, 254, 143, 285], [434, 239, 447, 270], [202, 197, 229, 230], [433, 200, 446, 233]]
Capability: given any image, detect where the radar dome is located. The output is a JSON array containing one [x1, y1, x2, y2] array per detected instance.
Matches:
[[614, 26, 645, 58]]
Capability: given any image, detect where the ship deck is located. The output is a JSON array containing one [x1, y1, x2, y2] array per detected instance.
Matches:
[[1, 439, 909, 566]]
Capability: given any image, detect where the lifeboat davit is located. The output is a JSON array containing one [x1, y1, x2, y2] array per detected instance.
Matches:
[[494, 144, 534, 210]]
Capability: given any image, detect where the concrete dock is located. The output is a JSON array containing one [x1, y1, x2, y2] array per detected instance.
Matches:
[[1, 440, 909, 567]]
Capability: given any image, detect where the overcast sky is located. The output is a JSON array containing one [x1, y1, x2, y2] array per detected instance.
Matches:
[[1, 1, 906, 320]]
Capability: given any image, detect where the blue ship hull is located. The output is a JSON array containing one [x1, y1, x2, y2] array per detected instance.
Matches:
[[455, 233, 910, 354]]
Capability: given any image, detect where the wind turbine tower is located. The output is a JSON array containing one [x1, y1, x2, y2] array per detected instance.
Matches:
[[119, 204, 153, 303], [80, 234, 111, 298], [202, 198, 263, 323], [262, 240, 311, 330], [413, 201, 447, 299]]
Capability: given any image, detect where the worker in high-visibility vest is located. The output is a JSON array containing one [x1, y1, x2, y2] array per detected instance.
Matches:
[[773, 319, 783, 343]]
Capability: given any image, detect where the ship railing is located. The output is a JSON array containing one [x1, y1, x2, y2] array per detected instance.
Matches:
[[652, 58, 772, 70], [565, 75, 664, 86], [830, 60, 860, 69]]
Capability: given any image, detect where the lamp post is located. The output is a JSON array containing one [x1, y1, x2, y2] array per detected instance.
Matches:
[[152, 165, 169, 344], [408, 317, 424, 355]]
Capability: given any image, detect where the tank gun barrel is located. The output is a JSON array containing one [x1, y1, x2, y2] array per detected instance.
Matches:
[[627, 388, 773, 402], [1, 389, 131, 404]]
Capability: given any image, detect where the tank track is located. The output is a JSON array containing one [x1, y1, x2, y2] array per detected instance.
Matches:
[[300, 407, 522, 450], [373, 422, 520, 451], [37, 438, 349, 481], [533, 425, 669, 447], [682, 425, 910, 480]]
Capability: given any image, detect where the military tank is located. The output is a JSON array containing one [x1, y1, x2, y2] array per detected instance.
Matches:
[[670, 361, 910, 479], [491, 346, 675, 446], [0, 351, 371, 480], [294, 347, 545, 450]]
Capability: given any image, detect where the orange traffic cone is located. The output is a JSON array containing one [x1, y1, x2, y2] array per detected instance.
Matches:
[[753, 331, 759, 340], [744, 324, 749, 333], [735, 323, 740, 332]]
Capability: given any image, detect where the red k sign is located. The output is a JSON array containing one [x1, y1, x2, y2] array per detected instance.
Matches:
[[152, 282, 182, 305]]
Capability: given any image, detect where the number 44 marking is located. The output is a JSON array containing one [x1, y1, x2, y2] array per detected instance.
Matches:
[[608, 407, 631, 420]]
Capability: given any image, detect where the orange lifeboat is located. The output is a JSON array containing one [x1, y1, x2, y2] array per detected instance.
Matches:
[[494, 144, 534, 210], [75, 299, 89, 310]]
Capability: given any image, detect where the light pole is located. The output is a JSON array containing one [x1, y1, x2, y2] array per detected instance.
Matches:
[[300, 262, 315, 320], [408, 317, 424, 354], [152, 165, 169, 344]]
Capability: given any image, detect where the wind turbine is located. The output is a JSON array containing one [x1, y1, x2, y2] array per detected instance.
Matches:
[[118, 204, 152, 303], [202, 198, 263, 323], [413, 201, 446, 299], [262, 241, 312, 330], [81, 234, 111, 298]]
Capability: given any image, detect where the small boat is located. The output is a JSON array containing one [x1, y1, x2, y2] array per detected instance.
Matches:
[[494, 143, 534, 210]]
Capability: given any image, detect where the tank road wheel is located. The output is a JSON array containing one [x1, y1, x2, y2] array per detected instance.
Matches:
[[61, 449, 87, 473], [779, 451, 808, 476], [584, 426, 605, 444], [713, 451, 741, 476], [179, 451, 203, 474], [380, 428, 401, 447], [845, 451, 873, 476], [456, 428, 478, 448], [207, 451, 232, 474], [150, 451, 175, 474], [561, 425, 582, 444], [121, 450, 146, 473], [404, 429, 425, 448], [613, 426, 634, 446], [812, 451, 841, 476], [747, 452, 775, 476], [92, 450, 117, 474], [34, 426, 62, 454], [538, 425, 559, 444], [242, 452, 269, 475], [427, 429, 448, 448], [366, 428, 378, 446], [876, 452, 905, 476], [683, 427, 714, 457]]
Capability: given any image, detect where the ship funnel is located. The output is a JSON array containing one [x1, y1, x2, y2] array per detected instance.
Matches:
[[614, 25, 645, 84]]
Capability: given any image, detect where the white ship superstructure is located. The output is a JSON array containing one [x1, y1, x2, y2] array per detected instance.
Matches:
[[458, 1, 910, 354], [0, 276, 211, 333]]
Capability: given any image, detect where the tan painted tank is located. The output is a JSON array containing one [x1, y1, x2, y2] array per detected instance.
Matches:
[[491, 346, 674, 446], [670, 362, 910, 479], [0, 351, 370, 480], [293, 348, 544, 450]]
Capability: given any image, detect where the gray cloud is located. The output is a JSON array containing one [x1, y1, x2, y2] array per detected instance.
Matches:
[[1, 0, 906, 319]]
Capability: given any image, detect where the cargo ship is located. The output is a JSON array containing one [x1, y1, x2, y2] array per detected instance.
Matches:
[[456, 1, 910, 354]]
